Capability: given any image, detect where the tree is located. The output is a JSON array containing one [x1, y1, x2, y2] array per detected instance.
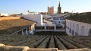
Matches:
[[28, 10, 30, 15], [12, 14, 17, 17]]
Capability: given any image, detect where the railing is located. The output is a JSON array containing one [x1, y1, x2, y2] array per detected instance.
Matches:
[[35, 26, 44, 30], [56, 26, 62, 29], [35, 26, 65, 32], [36, 29, 65, 32], [46, 26, 54, 29]]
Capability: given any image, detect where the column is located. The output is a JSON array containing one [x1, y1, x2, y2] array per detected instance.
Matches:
[[44, 25, 46, 30], [28, 27, 30, 35], [22, 30, 24, 35], [27, 27, 30, 35], [26, 28, 28, 35], [54, 25, 56, 31], [32, 27, 35, 35]]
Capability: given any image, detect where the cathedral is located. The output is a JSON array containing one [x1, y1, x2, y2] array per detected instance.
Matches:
[[57, 1, 61, 14]]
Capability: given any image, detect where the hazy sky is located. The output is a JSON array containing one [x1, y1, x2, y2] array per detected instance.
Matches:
[[0, 0, 91, 14]]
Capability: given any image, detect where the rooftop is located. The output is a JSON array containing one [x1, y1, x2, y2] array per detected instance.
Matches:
[[0, 19, 35, 34], [66, 12, 91, 24]]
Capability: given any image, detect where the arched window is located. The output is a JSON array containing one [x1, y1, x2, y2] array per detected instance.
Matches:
[[59, 21, 60, 23], [73, 23, 75, 30], [70, 22, 72, 33], [75, 24, 79, 36], [72, 23, 75, 36], [81, 26, 85, 36], [70, 22, 72, 29], [89, 29, 91, 36]]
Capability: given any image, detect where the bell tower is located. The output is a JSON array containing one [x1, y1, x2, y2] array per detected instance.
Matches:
[[57, 1, 61, 14]]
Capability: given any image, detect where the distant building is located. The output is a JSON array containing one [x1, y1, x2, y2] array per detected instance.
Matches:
[[45, 14, 65, 27], [57, 1, 61, 14], [0, 13, 9, 16], [29, 12, 38, 15], [48, 6, 54, 14], [38, 12, 47, 15]]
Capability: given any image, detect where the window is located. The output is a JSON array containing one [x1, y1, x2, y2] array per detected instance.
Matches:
[[72, 30, 74, 36], [89, 29, 91, 36], [69, 29, 71, 33], [59, 21, 60, 23], [81, 26, 85, 36]]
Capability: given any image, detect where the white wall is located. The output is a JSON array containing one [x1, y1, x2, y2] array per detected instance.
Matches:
[[44, 19, 54, 26], [21, 14, 43, 26], [66, 19, 91, 36]]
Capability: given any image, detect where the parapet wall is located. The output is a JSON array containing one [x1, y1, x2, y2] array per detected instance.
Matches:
[[0, 44, 90, 51], [0, 17, 22, 21]]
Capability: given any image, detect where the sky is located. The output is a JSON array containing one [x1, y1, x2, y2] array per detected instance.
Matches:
[[0, 0, 91, 14]]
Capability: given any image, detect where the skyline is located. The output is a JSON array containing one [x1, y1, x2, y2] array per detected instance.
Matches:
[[0, 0, 91, 14]]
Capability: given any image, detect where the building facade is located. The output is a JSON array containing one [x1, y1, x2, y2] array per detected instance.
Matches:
[[53, 17, 65, 27], [66, 12, 91, 36], [66, 19, 91, 36]]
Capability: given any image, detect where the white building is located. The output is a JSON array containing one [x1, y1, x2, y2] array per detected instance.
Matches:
[[44, 14, 65, 28], [52, 16, 65, 26], [66, 12, 91, 36], [28, 12, 38, 15], [0, 13, 9, 16]]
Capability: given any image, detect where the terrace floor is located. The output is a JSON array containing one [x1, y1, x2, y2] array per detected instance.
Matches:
[[0, 32, 91, 51]]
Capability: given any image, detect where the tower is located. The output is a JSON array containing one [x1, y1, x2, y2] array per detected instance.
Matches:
[[57, 1, 61, 14], [48, 6, 54, 14]]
